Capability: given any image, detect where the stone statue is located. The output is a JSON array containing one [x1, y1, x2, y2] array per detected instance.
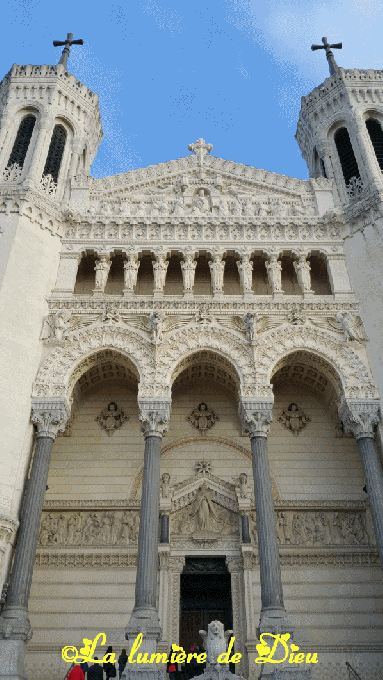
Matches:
[[218, 197, 230, 216], [237, 258, 253, 293], [172, 196, 185, 215], [94, 256, 111, 291], [199, 620, 233, 665], [181, 254, 197, 292], [243, 312, 258, 345], [123, 255, 139, 292], [95, 402, 128, 436], [149, 310, 165, 344], [160, 472, 171, 498], [209, 254, 225, 293], [293, 256, 312, 293], [288, 303, 306, 325], [193, 189, 211, 214], [231, 197, 242, 216], [188, 403, 218, 435], [270, 199, 287, 216], [52, 311, 71, 341], [243, 199, 254, 216], [278, 403, 311, 436], [335, 312, 360, 342], [238, 472, 248, 498], [153, 255, 168, 291], [265, 254, 283, 293]]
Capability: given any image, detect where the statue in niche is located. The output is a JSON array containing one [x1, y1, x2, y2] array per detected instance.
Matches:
[[190, 482, 220, 532], [95, 402, 128, 436], [278, 403, 310, 436], [161, 472, 171, 498], [188, 403, 219, 435], [94, 256, 110, 291]]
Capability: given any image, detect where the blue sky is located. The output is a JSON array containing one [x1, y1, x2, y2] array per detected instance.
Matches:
[[2, 0, 382, 179]]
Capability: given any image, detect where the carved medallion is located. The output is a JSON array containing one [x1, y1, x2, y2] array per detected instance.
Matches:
[[95, 402, 128, 436], [188, 403, 219, 435], [278, 403, 310, 436]]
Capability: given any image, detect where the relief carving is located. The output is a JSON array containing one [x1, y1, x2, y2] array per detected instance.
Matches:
[[95, 402, 128, 436], [278, 402, 311, 436], [172, 482, 238, 542], [38, 510, 140, 547], [187, 403, 219, 435]]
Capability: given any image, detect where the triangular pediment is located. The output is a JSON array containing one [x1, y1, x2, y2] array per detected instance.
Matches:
[[85, 152, 315, 218]]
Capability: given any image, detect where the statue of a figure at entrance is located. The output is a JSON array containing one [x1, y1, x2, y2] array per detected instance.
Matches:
[[199, 620, 233, 665], [190, 482, 219, 531]]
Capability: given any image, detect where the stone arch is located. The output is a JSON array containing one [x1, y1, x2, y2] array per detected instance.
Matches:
[[32, 324, 155, 401], [129, 435, 281, 501], [255, 324, 378, 402], [155, 323, 255, 396]]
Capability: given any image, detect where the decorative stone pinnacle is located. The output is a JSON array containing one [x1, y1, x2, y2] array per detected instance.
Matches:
[[188, 138, 213, 166], [311, 36, 342, 76]]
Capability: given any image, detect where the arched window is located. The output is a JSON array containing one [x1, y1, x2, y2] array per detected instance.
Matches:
[[7, 115, 36, 168], [366, 119, 383, 172], [334, 127, 360, 185], [43, 124, 67, 183]]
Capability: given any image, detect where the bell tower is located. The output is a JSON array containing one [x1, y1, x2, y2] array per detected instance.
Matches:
[[0, 40, 102, 594], [296, 38, 383, 419]]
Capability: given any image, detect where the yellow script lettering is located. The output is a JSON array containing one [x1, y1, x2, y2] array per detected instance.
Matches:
[[128, 634, 143, 663]]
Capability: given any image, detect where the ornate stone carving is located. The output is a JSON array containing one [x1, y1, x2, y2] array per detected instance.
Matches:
[[95, 402, 128, 436], [94, 255, 111, 292], [265, 254, 282, 293], [38, 510, 140, 546], [199, 620, 233, 665], [160, 473, 171, 499], [293, 255, 313, 293], [188, 403, 219, 435], [188, 138, 213, 165], [237, 255, 253, 293], [287, 303, 306, 325], [180, 253, 197, 292], [278, 403, 311, 436], [149, 311, 165, 344], [243, 312, 258, 345], [171, 479, 239, 541], [339, 400, 381, 440], [139, 402, 171, 437], [195, 460, 212, 476], [153, 254, 169, 292], [209, 253, 225, 293], [123, 254, 139, 292], [35, 553, 138, 568], [0, 514, 18, 567], [30, 400, 70, 438], [239, 402, 273, 438]]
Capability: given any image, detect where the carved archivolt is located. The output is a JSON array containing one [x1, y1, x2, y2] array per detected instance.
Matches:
[[156, 323, 256, 396], [257, 324, 378, 401], [32, 326, 155, 400]]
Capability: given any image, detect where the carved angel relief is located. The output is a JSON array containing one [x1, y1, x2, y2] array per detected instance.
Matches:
[[95, 402, 128, 436], [278, 403, 311, 436], [188, 403, 219, 435]]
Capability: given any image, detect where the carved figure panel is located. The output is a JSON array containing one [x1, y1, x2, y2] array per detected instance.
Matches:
[[278, 402, 310, 436], [38, 510, 140, 547], [171, 481, 239, 542], [187, 403, 219, 435], [95, 402, 128, 436]]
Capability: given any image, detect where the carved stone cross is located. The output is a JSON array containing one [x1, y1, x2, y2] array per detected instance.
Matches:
[[188, 138, 213, 166], [53, 32, 84, 69], [311, 36, 342, 76]]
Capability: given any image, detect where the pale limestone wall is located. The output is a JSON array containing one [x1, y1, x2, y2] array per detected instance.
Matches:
[[0, 213, 61, 575]]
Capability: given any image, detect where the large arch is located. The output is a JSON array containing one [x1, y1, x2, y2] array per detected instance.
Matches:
[[32, 323, 155, 400], [156, 322, 256, 397], [255, 323, 378, 401]]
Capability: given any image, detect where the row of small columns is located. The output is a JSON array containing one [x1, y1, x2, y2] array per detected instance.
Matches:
[[54, 249, 353, 297], [1, 397, 382, 675]]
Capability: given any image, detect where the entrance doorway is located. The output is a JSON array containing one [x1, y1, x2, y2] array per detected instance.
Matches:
[[179, 557, 233, 657]]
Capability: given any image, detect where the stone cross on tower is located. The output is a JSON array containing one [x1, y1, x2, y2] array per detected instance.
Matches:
[[188, 138, 213, 166], [53, 32, 84, 69], [311, 36, 342, 77]]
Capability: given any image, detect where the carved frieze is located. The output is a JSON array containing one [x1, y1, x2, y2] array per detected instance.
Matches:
[[38, 510, 140, 547]]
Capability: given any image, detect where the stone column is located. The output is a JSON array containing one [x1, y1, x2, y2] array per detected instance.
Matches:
[[0, 400, 69, 680], [53, 252, 82, 296], [209, 252, 225, 297], [63, 137, 84, 204], [237, 254, 254, 299], [293, 254, 314, 295], [125, 402, 171, 679], [159, 513, 169, 543], [326, 254, 354, 296], [353, 117, 383, 191], [23, 115, 53, 188], [239, 402, 288, 636], [180, 252, 197, 298], [340, 400, 383, 568], [226, 556, 247, 678]]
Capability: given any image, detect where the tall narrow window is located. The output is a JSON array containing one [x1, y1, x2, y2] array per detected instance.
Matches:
[[366, 119, 383, 172], [43, 124, 67, 182], [334, 127, 360, 185], [7, 115, 36, 168]]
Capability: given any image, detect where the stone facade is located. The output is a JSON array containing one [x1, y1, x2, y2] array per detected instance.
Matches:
[[0, 54, 383, 680]]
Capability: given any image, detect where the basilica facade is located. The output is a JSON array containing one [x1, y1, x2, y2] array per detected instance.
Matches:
[[0, 48, 383, 680]]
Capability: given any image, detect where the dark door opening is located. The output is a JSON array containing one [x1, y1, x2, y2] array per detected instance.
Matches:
[[179, 557, 234, 668]]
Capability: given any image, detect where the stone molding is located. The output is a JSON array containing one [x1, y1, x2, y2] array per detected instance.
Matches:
[[34, 552, 137, 568], [42, 498, 368, 511]]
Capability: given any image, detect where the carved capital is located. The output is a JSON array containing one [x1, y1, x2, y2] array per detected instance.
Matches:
[[139, 401, 171, 438], [339, 400, 381, 440], [30, 399, 71, 439], [239, 401, 274, 438], [0, 607, 32, 642]]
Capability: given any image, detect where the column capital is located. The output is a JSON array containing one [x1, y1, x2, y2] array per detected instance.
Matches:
[[138, 400, 171, 438], [239, 401, 274, 438], [31, 399, 71, 439], [339, 400, 381, 440]]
